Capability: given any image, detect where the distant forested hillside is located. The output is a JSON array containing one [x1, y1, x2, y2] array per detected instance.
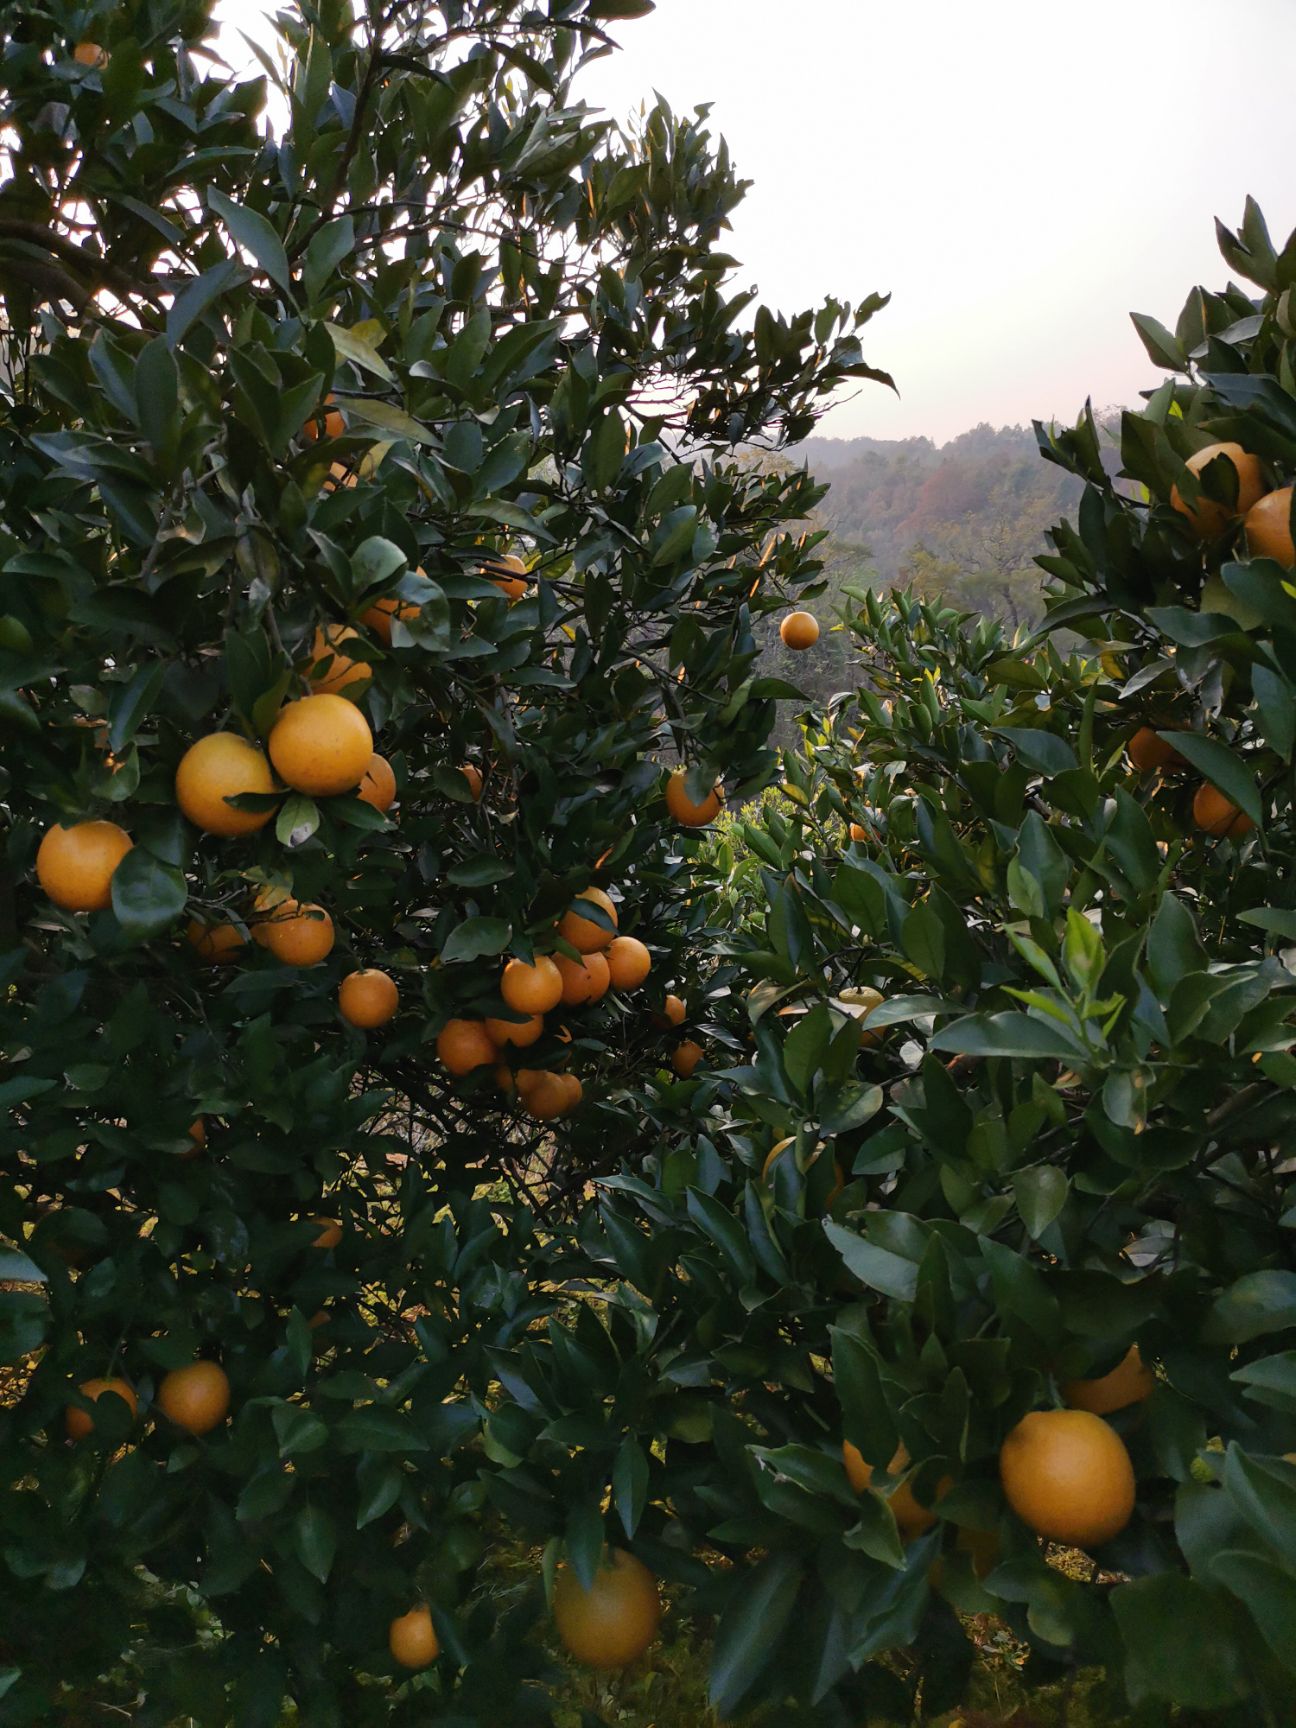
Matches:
[[799, 421, 1086, 626], [753, 421, 1095, 721]]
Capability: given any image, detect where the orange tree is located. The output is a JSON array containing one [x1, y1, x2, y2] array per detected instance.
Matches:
[[0, 0, 892, 1720], [523, 208, 1295, 1724]]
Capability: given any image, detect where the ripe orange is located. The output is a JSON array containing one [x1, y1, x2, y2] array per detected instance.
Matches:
[[493, 1063, 515, 1093], [838, 985, 885, 1047], [1062, 1345, 1156, 1416], [269, 695, 373, 797], [175, 733, 278, 836], [999, 1409, 1135, 1548], [524, 1072, 565, 1118], [157, 1361, 231, 1436], [1170, 441, 1265, 536], [303, 393, 344, 442], [607, 936, 651, 990], [357, 752, 397, 813], [556, 950, 611, 1007], [842, 1442, 950, 1537], [1244, 485, 1295, 566], [485, 1012, 544, 1048], [65, 1377, 137, 1440], [485, 551, 529, 600], [261, 900, 335, 966], [186, 918, 247, 964], [362, 595, 420, 641], [557, 887, 618, 952], [73, 41, 109, 66], [671, 1039, 703, 1078], [36, 820, 133, 912], [665, 769, 721, 827], [338, 968, 399, 1028], [501, 955, 564, 1015], [1128, 726, 1186, 774], [552, 1550, 661, 1670], [780, 610, 820, 650], [389, 1605, 439, 1669], [436, 1018, 497, 1076], [1192, 781, 1254, 839], [310, 1217, 342, 1250], [848, 821, 869, 843], [652, 993, 687, 1029], [323, 460, 356, 493], [308, 624, 372, 698], [460, 763, 483, 801], [187, 1118, 206, 1154]]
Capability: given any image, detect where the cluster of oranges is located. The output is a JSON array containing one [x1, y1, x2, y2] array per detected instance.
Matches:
[[436, 887, 661, 1119], [1124, 438, 1292, 838], [64, 1359, 231, 1445], [841, 1345, 1154, 1559], [172, 690, 402, 1023], [34, 658, 413, 1025]]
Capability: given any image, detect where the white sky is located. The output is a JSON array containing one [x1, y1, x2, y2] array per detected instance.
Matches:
[[214, 0, 1296, 446]]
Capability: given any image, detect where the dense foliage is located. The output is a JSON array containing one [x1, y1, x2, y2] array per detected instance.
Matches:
[[0, 1, 884, 1722], [2, 0, 1294, 1721]]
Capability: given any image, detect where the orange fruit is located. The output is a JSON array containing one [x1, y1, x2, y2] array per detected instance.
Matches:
[[308, 624, 372, 698], [848, 821, 869, 843], [552, 1549, 661, 1670], [73, 41, 108, 66], [157, 1361, 231, 1436], [556, 950, 610, 1007], [1244, 485, 1295, 566], [362, 595, 420, 641], [310, 1217, 342, 1250], [1192, 782, 1254, 839], [36, 820, 133, 912], [671, 1039, 703, 1078], [357, 752, 397, 813], [1062, 1345, 1156, 1416], [557, 887, 618, 953], [484, 551, 528, 600], [187, 1118, 206, 1153], [389, 1604, 439, 1669], [269, 694, 373, 797], [1128, 726, 1186, 774], [652, 993, 687, 1029], [485, 1012, 544, 1048], [323, 460, 356, 493], [606, 936, 651, 990], [999, 1409, 1135, 1548], [186, 918, 247, 964], [780, 610, 820, 650], [524, 1071, 570, 1118], [842, 1442, 950, 1537], [665, 769, 721, 827], [338, 968, 399, 1028], [493, 1063, 515, 1093], [65, 1377, 137, 1440], [460, 763, 483, 801], [175, 733, 278, 836], [1170, 441, 1265, 536], [303, 394, 344, 442], [838, 986, 885, 1047], [436, 1018, 497, 1076], [261, 900, 335, 966], [501, 955, 563, 1015]]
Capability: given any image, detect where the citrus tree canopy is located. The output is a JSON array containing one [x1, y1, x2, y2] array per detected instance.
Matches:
[[0, 0, 889, 1720]]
